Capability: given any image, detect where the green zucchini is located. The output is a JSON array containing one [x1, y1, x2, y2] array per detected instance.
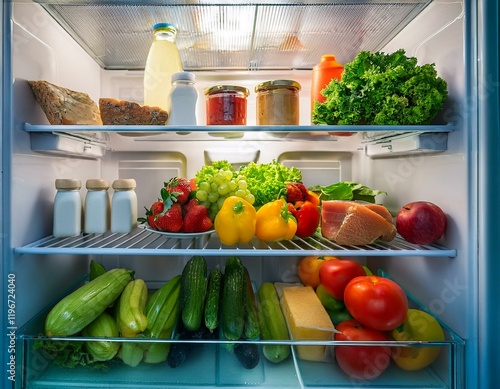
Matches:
[[221, 256, 246, 341], [180, 256, 207, 332], [145, 275, 182, 338], [119, 342, 144, 367], [116, 279, 149, 338], [82, 311, 120, 361], [257, 282, 291, 363], [204, 268, 222, 332], [89, 260, 106, 281], [243, 267, 260, 340], [143, 276, 182, 364], [45, 268, 134, 337]]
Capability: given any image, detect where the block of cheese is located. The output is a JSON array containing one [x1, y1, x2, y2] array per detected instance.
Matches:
[[99, 98, 168, 125], [29, 80, 102, 125], [281, 285, 336, 362]]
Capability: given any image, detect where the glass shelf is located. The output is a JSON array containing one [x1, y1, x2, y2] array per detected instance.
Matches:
[[14, 227, 457, 258], [24, 123, 455, 135]]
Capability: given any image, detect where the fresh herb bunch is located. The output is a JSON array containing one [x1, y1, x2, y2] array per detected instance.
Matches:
[[309, 181, 386, 204], [312, 49, 448, 125], [238, 160, 302, 207]]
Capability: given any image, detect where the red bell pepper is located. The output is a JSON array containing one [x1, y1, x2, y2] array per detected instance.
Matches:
[[288, 200, 321, 238]]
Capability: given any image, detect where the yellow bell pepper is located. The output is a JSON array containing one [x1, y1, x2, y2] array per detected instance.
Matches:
[[255, 199, 297, 242], [214, 196, 257, 245]]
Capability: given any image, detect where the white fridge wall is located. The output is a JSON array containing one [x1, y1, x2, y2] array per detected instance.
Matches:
[[11, 2, 103, 326], [368, 0, 471, 341]]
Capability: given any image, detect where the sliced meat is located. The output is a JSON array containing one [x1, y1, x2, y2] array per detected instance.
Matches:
[[321, 200, 396, 245]]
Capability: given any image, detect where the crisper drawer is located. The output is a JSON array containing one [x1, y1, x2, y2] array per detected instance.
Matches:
[[17, 273, 464, 389]]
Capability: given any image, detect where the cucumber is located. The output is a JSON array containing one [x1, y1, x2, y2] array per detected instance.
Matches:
[[180, 256, 208, 331], [204, 268, 222, 332], [257, 282, 291, 363], [243, 268, 260, 340], [234, 342, 260, 370], [221, 256, 246, 341]]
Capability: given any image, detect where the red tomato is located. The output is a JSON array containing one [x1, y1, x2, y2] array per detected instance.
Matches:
[[319, 259, 366, 300], [344, 276, 408, 331], [335, 319, 392, 380]]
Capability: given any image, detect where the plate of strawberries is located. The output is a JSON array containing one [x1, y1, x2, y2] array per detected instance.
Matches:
[[138, 177, 214, 237]]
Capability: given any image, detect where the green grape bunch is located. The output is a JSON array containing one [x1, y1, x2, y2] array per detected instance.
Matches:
[[194, 161, 255, 221]]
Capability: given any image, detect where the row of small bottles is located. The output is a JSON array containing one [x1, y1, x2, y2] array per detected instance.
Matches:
[[53, 178, 138, 238]]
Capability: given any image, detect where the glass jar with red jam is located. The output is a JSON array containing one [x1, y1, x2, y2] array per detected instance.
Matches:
[[204, 85, 249, 125]]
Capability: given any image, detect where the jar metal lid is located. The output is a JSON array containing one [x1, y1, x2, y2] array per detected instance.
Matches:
[[112, 179, 137, 190], [86, 179, 110, 190], [255, 80, 301, 92], [55, 178, 81, 190], [204, 85, 249, 97]]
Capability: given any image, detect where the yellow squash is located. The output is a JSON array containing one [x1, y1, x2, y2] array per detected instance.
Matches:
[[215, 196, 257, 245], [255, 199, 297, 242]]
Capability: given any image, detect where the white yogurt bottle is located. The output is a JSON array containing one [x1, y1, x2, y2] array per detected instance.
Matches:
[[111, 179, 138, 233], [168, 71, 198, 125], [53, 178, 82, 237], [84, 179, 110, 234]]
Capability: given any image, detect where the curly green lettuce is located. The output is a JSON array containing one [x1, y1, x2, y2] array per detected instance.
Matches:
[[312, 49, 448, 125], [238, 160, 302, 206]]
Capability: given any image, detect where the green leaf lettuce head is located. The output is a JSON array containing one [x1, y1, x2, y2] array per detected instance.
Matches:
[[238, 160, 302, 206], [312, 49, 448, 125], [309, 181, 386, 203]]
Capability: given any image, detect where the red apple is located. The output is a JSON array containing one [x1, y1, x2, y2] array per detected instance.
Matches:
[[396, 201, 447, 245]]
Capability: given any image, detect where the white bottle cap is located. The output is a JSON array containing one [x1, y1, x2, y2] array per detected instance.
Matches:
[[55, 178, 81, 190], [172, 71, 195, 82], [112, 179, 136, 190]]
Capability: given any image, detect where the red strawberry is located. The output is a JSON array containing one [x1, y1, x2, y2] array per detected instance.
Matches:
[[146, 201, 163, 230], [183, 205, 213, 233], [154, 202, 183, 232], [286, 182, 308, 204], [138, 200, 163, 230], [182, 198, 199, 217], [165, 177, 191, 205]]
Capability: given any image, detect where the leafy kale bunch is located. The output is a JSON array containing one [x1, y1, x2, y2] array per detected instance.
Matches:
[[312, 49, 448, 125]]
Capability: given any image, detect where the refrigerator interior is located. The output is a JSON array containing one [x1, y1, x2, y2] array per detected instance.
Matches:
[[2, 0, 493, 388]]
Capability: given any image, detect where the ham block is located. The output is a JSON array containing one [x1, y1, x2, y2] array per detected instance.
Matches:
[[321, 200, 396, 245]]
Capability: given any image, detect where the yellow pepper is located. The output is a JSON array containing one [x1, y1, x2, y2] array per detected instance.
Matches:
[[255, 199, 297, 242], [214, 196, 257, 245]]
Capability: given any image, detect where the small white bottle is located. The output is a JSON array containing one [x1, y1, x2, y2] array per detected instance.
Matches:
[[110, 179, 138, 234], [84, 179, 110, 234], [168, 71, 198, 126], [53, 179, 82, 237]]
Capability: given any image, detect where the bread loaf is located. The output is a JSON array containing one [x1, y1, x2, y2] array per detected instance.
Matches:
[[29, 80, 102, 125], [99, 98, 168, 125]]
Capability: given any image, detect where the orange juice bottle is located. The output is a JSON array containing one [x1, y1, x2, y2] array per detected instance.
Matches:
[[311, 54, 343, 109], [311, 55, 351, 135]]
